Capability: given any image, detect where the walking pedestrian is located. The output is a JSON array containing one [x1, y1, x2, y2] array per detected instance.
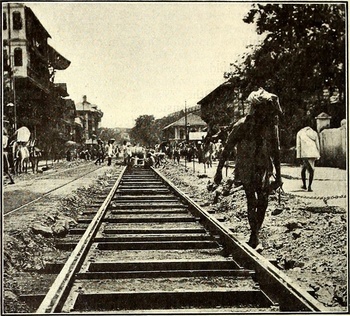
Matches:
[[173, 145, 180, 164], [212, 87, 283, 248], [125, 143, 132, 167], [106, 139, 115, 166], [296, 126, 320, 192], [3, 127, 15, 184], [94, 140, 104, 165]]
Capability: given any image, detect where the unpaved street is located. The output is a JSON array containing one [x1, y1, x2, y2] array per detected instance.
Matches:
[[2, 159, 347, 312]]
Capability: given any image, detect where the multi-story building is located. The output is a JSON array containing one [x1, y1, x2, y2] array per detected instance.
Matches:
[[197, 80, 248, 136], [59, 96, 84, 143], [75, 95, 103, 144], [3, 3, 71, 146]]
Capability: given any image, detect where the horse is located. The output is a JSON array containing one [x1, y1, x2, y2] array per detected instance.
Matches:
[[28, 145, 42, 173], [12, 142, 30, 174], [213, 89, 283, 249]]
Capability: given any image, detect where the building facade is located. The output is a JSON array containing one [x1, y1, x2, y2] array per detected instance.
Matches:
[[163, 113, 207, 143], [197, 80, 248, 136], [3, 3, 71, 151], [75, 95, 103, 145]]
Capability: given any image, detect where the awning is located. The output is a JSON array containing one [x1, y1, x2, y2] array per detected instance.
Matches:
[[189, 131, 207, 141], [48, 45, 71, 70]]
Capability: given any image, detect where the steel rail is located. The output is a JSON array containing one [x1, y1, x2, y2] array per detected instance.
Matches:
[[36, 166, 127, 313], [4, 164, 104, 216], [152, 166, 327, 312]]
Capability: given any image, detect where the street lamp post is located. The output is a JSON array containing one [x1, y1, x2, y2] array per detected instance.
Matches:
[[8, 55, 18, 131], [186, 123, 190, 143], [13, 76, 18, 131], [6, 101, 17, 132]]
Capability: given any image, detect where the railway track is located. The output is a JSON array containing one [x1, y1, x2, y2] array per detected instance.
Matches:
[[33, 165, 326, 313], [4, 162, 103, 216]]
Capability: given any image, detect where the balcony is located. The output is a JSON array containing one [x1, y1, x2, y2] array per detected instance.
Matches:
[[27, 66, 50, 92]]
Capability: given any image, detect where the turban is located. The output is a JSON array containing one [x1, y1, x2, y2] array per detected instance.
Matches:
[[247, 87, 278, 104], [247, 88, 282, 117]]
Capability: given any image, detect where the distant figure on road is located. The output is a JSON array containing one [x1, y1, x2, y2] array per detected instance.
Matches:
[[94, 140, 105, 165], [296, 126, 320, 192], [3, 127, 15, 184], [106, 139, 115, 166]]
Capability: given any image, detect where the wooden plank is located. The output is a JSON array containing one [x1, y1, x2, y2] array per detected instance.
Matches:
[[87, 259, 242, 271], [72, 290, 273, 311], [76, 269, 253, 279], [104, 216, 199, 223], [109, 209, 188, 215], [97, 240, 219, 250], [94, 234, 213, 242], [103, 228, 206, 234]]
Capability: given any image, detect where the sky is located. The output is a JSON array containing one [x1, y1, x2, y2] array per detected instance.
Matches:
[[28, 2, 263, 128]]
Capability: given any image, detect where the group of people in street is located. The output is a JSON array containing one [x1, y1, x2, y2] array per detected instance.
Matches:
[[90, 139, 147, 167], [152, 139, 224, 168]]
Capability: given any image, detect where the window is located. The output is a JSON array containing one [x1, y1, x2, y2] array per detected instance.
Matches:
[[13, 11, 22, 30], [14, 48, 23, 66], [3, 49, 9, 70], [3, 13, 7, 30]]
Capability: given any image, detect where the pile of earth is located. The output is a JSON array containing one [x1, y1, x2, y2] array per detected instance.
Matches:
[[3, 172, 114, 313], [160, 161, 347, 310]]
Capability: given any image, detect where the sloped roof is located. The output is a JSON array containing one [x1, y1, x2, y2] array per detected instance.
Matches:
[[197, 81, 233, 105], [25, 6, 51, 38], [48, 45, 71, 70], [75, 101, 99, 112], [163, 113, 207, 130]]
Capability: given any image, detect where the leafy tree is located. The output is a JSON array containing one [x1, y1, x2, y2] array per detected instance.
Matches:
[[97, 127, 127, 144], [226, 3, 346, 147], [130, 115, 160, 147]]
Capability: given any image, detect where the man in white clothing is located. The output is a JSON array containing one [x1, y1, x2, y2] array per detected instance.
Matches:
[[296, 126, 320, 192], [106, 139, 115, 166]]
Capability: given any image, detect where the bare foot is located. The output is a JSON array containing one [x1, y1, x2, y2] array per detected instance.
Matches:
[[255, 244, 264, 253], [247, 233, 259, 249]]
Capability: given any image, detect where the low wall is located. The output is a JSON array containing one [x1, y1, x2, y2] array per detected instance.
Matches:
[[318, 122, 346, 169]]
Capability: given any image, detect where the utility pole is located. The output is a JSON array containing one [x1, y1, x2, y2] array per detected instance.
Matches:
[[185, 101, 188, 143], [6, 5, 14, 131], [7, 4, 18, 131], [13, 76, 17, 131]]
